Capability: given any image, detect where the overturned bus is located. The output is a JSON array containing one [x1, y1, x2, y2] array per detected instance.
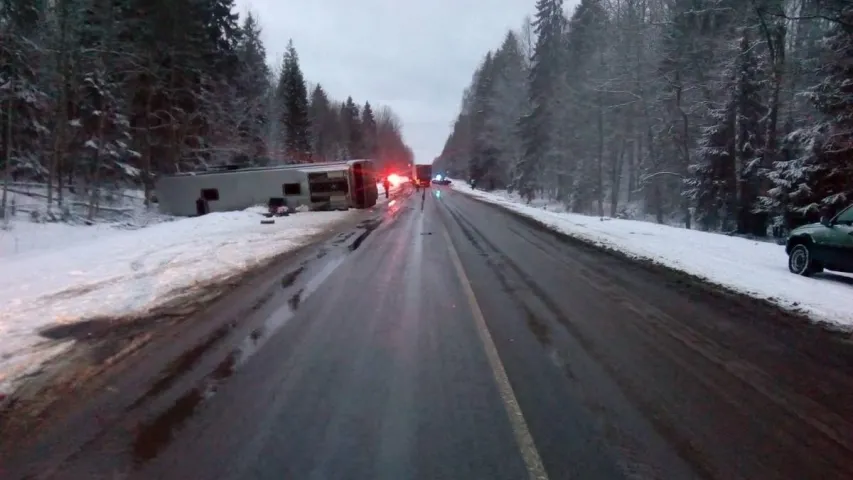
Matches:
[[155, 159, 379, 216]]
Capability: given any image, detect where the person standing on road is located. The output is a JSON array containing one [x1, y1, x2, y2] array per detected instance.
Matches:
[[383, 177, 391, 198]]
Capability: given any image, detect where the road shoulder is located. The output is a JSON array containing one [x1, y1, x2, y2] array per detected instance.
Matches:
[[438, 187, 853, 479], [0, 207, 377, 459]]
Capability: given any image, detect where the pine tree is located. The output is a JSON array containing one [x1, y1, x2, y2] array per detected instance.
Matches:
[[436, 114, 473, 178], [731, 31, 767, 234], [469, 53, 496, 185], [486, 31, 528, 191], [361, 101, 377, 159], [308, 84, 345, 161], [119, 0, 243, 172], [1, 0, 49, 216], [342, 97, 362, 158], [76, 0, 134, 218], [0, 0, 48, 168], [564, 0, 609, 212], [308, 84, 328, 160], [201, 0, 242, 76], [688, 29, 766, 233], [234, 12, 270, 158], [517, 0, 565, 201], [687, 78, 736, 231], [772, 9, 853, 217], [278, 40, 311, 161]]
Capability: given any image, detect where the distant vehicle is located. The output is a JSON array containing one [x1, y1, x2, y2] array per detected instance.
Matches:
[[786, 204, 853, 276], [432, 174, 451, 186], [412, 164, 432, 188]]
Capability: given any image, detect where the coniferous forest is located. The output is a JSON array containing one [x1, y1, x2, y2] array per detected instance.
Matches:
[[435, 0, 853, 235], [0, 0, 413, 218]]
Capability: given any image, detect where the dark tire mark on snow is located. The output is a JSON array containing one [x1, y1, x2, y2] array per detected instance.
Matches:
[[131, 351, 238, 467], [288, 288, 304, 310], [348, 217, 383, 252], [131, 388, 204, 466], [249, 289, 276, 312], [126, 321, 236, 411], [212, 352, 237, 380], [280, 265, 305, 289], [40, 317, 156, 342]]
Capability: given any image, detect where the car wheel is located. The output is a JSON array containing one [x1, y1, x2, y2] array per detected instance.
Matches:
[[788, 244, 819, 276]]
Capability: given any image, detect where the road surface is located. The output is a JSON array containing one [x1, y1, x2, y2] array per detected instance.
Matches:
[[3, 185, 853, 479]]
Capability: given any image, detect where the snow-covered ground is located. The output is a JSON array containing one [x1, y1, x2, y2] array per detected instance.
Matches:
[[0, 202, 353, 396], [1, 182, 169, 230], [450, 182, 853, 329]]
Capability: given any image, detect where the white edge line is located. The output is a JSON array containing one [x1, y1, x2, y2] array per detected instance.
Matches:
[[442, 228, 550, 480]]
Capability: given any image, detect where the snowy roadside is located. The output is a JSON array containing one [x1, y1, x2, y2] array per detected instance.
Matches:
[[450, 182, 853, 329], [0, 206, 354, 396]]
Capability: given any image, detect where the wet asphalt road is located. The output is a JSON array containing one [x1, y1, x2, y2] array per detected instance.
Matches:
[[3, 185, 853, 479]]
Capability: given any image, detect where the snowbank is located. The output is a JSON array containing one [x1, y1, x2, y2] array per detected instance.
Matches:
[[451, 182, 853, 328], [0, 207, 353, 395]]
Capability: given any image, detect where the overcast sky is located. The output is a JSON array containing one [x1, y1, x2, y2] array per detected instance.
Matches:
[[234, 0, 537, 164]]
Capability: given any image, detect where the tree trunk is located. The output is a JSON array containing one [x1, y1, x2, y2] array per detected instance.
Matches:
[[675, 70, 692, 229], [762, 22, 785, 227], [48, 0, 73, 216], [627, 134, 640, 203], [143, 86, 155, 206], [49, 81, 68, 216], [169, 65, 180, 171], [1, 86, 12, 221], [58, 69, 79, 210], [596, 90, 605, 217], [610, 139, 625, 217], [57, 157, 64, 207], [88, 109, 106, 221]]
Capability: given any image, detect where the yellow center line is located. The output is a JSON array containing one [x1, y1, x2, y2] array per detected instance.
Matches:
[[442, 228, 550, 480]]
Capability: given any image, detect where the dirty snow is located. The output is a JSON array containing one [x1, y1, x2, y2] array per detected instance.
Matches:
[[0, 205, 353, 395], [451, 182, 853, 328]]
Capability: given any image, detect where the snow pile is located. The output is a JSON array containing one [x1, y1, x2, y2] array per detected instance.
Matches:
[[0, 207, 353, 395], [451, 182, 853, 328]]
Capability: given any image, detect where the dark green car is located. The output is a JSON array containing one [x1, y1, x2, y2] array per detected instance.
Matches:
[[786, 204, 853, 276]]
